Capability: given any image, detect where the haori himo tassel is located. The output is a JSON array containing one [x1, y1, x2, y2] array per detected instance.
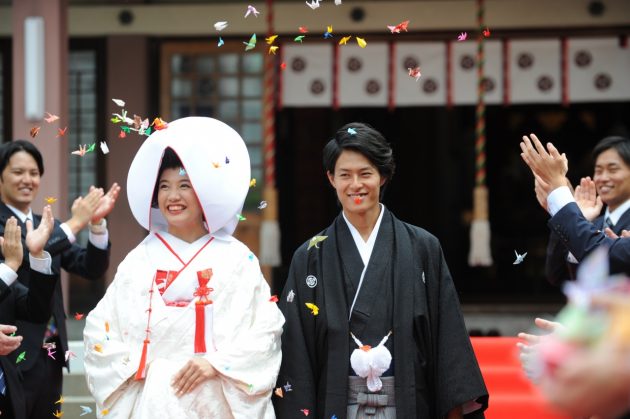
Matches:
[[350, 331, 393, 392]]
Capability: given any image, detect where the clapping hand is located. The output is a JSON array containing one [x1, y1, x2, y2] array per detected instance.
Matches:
[[66, 188, 103, 235], [574, 177, 603, 222], [25, 205, 54, 258], [91, 182, 121, 225], [0, 217, 23, 272], [520, 134, 569, 191]]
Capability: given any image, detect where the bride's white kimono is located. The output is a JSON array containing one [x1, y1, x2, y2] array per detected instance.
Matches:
[[84, 231, 284, 419]]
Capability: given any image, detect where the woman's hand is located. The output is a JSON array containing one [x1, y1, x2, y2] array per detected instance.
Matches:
[[172, 357, 217, 396]]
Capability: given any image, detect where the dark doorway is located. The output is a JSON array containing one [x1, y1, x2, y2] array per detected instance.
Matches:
[[274, 102, 630, 303]]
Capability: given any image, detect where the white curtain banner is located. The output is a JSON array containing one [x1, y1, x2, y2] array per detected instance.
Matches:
[[510, 39, 561, 104], [452, 40, 503, 105], [569, 37, 630, 103], [395, 42, 446, 106], [338, 42, 389, 107], [281, 43, 333, 107]]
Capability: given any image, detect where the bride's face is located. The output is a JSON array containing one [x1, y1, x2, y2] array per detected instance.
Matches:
[[157, 167, 205, 233]]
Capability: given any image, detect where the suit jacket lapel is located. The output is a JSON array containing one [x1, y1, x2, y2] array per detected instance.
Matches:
[[614, 207, 630, 233]]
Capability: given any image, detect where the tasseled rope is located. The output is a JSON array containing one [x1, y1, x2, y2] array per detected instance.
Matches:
[[468, 0, 493, 267]]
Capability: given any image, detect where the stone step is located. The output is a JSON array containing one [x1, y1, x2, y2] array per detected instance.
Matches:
[[54, 399, 97, 419], [63, 372, 91, 398]]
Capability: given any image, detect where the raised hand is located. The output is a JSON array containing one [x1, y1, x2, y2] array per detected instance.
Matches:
[[0, 324, 22, 355], [91, 182, 121, 224], [574, 176, 603, 222], [533, 175, 551, 212], [25, 205, 54, 258], [517, 318, 565, 382], [171, 357, 217, 396], [66, 188, 103, 235], [520, 133, 569, 190], [0, 217, 23, 272]]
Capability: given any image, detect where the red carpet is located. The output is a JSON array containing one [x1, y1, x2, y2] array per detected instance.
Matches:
[[470, 337, 570, 419]]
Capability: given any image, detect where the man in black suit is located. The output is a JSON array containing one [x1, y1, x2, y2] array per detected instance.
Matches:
[[0, 140, 120, 418], [0, 209, 57, 418], [544, 136, 630, 284], [521, 133, 630, 276]]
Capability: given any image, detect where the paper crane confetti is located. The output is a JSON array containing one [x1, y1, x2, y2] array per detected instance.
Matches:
[[44, 112, 60, 123], [250, 178, 257, 187], [265, 34, 278, 45], [218, 37, 225, 47], [214, 21, 228, 31], [45, 197, 57, 205], [112, 98, 126, 107], [133, 115, 150, 133], [243, 34, 257, 51], [294, 35, 306, 43], [339, 36, 351, 45], [483, 27, 491, 37], [53, 410, 64, 418], [74, 312, 84, 320], [16, 351, 26, 363], [269, 46, 279, 55], [237, 214, 247, 221], [55, 396, 64, 405], [356, 37, 367, 48], [258, 201, 268, 209], [30, 126, 41, 138], [305, 0, 321, 10], [301, 409, 310, 416], [244, 5, 260, 18], [93, 344, 103, 353], [513, 250, 527, 265], [308, 235, 328, 250], [347, 127, 357, 135], [324, 25, 333, 39], [65, 350, 77, 362], [56, 127, 68, 138], [274, 387, 284, 398], [270, 295, 279, 303], [72, 145, 87, 157], [101, 409, 110, 415], [280, 62, 287, 70], [298, 26, 309, 33], [47, 347, 56, 360], [408, 67, 422, 81], [152, 117, 168, 130], [79, 406, 93, 416], [387, 20, 409, 34], [305, 303, 319, 316], [354, 196, 363, 205], [457, 32, 468, 41], [287, 290, 295, 302], [100, 142, 110, 154], [283, 381, 293, 392]]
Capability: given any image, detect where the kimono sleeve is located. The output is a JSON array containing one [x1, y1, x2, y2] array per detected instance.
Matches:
[[273, 246, 319, 418], [429, 240, 488, 418], [204, 249, 284, 418], [83, 252, 143, 409]]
